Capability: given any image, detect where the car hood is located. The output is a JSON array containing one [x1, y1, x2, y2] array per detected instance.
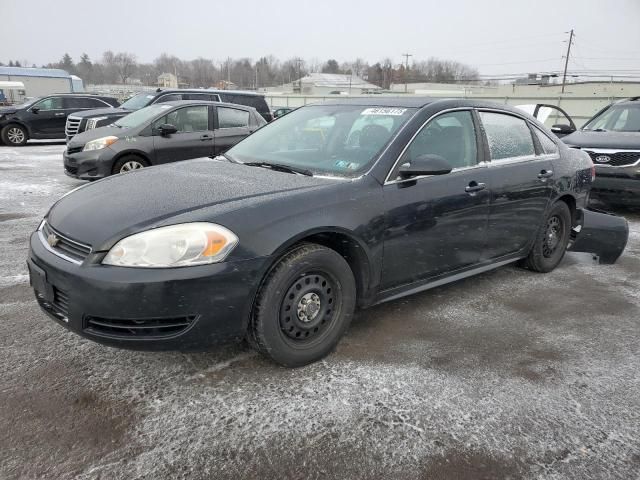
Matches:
[[47, 159, 339, 250], [0, 106, 18, 115], [67, 126, 128, 148], [562, 130, 640, 150], [69, 107, 132, 119]]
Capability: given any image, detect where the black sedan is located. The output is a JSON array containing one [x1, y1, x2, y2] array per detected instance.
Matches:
[[29, 98, 628, 367], [63, 100, 266, 180]]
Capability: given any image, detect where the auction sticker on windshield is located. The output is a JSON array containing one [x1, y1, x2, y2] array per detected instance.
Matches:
[[361, 107, 407, 116]]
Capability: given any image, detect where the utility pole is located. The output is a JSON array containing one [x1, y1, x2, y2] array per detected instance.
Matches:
[[561, 29, 574, 94], [294, 57, 303, 93], [401, 53, 412, 93]]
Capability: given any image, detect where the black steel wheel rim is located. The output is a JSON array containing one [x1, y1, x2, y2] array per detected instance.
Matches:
[[279, 272, 338, 345], [543, 215, 564, 257]]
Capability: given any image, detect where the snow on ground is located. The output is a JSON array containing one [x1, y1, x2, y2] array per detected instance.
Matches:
[[0, 143, 639, 479]]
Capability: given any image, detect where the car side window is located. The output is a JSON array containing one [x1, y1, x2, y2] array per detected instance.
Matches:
[[155, 94, 182, 103], [154, 106, 209, 133], [400, 110, 478, 169], [33, 97, 63, 110], [480, 112, 535, 160], [217, 107, 250, 129], [65, 97, 106, 109], [533, 127, 559, 155], [185, 93, 219, 102]]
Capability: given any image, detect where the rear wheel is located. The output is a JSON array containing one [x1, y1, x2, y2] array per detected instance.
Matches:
[[1, 124, 28, 146], [249, 243, 356, 367], [522, 201, 572, 273], [112, 155, 148, 175]]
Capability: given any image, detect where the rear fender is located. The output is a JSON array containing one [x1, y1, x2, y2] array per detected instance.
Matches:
[[568, 208, 629, 264]]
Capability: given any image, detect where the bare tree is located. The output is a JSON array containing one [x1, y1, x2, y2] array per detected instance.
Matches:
[[113, 52, 137, 84]]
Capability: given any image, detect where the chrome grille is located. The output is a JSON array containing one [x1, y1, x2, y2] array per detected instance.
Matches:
[[39, 221, 92, 264], [65, 116, 83, 137], [585, 150, 640, 167]]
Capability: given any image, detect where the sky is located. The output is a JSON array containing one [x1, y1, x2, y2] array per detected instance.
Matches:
[[1, 0, 639, 79]]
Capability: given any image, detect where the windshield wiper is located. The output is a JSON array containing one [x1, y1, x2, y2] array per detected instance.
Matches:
[[244, 162, 313, 176]]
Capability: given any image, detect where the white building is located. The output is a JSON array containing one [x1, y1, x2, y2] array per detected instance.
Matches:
[[0, 66, 82, 97], [157, 72, 178, 88], [270, 73, 381, 95]]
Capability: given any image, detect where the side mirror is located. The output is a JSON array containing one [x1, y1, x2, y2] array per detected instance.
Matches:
[[31, 107, 40, 114], [398, 154, 452, 179], [551, 124, 575, 135], [158, 123, 178, 136]]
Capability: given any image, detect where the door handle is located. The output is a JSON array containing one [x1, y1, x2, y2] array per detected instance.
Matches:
[[200, 134, 213, 141], [54, 113, 66, 117], [537, 169, 553, 179], [465, 182, 486, 194]]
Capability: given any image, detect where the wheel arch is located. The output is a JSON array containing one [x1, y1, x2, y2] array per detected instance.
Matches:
[[554, 193, 577, 226], [110, 150, 153, 170], [266, 227, 376, 308], [2, 120, 31, 139]]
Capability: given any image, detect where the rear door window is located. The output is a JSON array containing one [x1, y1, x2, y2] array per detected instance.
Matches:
[[479, 112, 535, 160], [217, 107, 250, 128], [185, 93, 220, 102], [64, 97, 108, 109]]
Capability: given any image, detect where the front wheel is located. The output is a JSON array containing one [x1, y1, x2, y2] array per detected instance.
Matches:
[[521, 201, 572, 273], [1, 124, 28, 146], [249, 243, 356, 367], [112, 155, 148, 175]]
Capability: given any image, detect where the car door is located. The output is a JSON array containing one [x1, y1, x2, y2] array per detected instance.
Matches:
[[27, 96, 66, 135], [515, 104, 576, 138], [478, 110, 554, 260], [381, 110, 491, 290], [213, 106, 254, 154], [152, 105, 215, 164]]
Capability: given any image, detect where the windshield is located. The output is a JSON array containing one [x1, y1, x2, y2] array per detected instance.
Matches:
[[227, 104, 416, 177], [114, 104, 174, 129], [583, 104, 640, 132], [120, 92, 156, 110]]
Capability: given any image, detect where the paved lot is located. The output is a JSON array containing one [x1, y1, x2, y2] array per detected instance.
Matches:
[[1, 143, 639, 480]]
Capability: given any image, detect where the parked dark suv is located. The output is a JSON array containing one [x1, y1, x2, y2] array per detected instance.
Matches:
[[562, 97, 640, 207], [65, 88, 272, 140], [63, 101, 265, 180], [0, 94, 119, 146]]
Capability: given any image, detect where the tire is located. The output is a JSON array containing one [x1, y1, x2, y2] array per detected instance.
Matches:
[[112, 155, 148, 175], [249, 243, 356, 367], [522, 201, 572, 273], [1, 124, 28, 146]]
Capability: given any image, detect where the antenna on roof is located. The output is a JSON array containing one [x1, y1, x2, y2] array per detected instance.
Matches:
[[156, 88, 162, 92]]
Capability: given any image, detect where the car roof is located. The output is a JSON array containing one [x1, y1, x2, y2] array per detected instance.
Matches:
[[155, 88, 264, 97], [315, 96, 437, 108], [48, 93, 115, 98], [304, 96, 531, 115], [153, 100, 257, 111]]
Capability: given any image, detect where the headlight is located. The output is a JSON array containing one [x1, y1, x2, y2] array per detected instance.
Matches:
[[102, 223, 238, 268], [83, 135, 118, 152], [86, 117, 108, 130]]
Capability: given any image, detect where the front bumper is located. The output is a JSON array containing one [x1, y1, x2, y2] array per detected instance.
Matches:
[[63, 148, 116, 180], [28, 231, 271, 350]]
